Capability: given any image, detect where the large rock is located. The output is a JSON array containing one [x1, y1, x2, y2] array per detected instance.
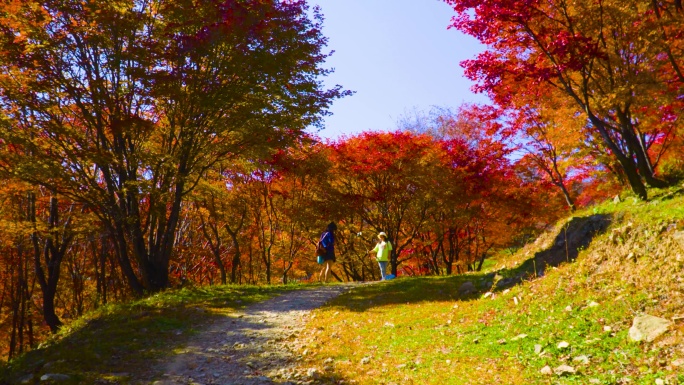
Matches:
[[628, 314, 672, 342], [458, 281, 475, 295]]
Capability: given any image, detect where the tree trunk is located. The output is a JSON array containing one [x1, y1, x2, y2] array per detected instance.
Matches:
[[148, 179, 186, 291], [390, 251, 398, 276], [589, 115, 648, 200], [476, 252, 487, 272], [558, 183, 576, 212], [616, 110, 668, 189], [230, 243, 241, 284], [99, 237, 108, 305], [226, 216, 245, 284], [216, 249, 227, 285], [199, 215, 227, 285], [281, 260, 294, 284], [30, 194, 68, 333], [91, 236, 104, 306], [110, 223, 145, 296], [548, 158, 576, 211], [389, 235, 399, 276], [621, 159, 649, 200], [329, 270, 344, 282], [264, 248, 272, 285], [445, 231, 458, 276]]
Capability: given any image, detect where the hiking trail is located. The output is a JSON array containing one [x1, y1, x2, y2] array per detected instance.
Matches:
[[147, 283, 361, 385]]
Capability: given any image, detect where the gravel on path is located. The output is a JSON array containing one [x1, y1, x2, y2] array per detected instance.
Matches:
[[149, 283, 362, 385]]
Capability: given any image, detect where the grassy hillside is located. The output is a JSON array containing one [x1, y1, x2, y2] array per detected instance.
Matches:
[[295, 186, 684, 384], [0, 285, 293, 384], [2, 186, 683, 385]]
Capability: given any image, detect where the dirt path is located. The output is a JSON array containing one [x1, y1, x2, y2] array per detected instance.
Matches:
[[149, 283, 360, 385]]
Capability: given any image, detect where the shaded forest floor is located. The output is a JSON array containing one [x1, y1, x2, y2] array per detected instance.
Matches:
[[0, 285, 296, 384], [3, 185, 684, 384]]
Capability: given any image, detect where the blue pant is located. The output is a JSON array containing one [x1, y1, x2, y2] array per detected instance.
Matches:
[[378, 261, 388, 280]]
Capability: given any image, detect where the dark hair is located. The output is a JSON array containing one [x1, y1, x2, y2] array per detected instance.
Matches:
[[326, 222, 337, 231]]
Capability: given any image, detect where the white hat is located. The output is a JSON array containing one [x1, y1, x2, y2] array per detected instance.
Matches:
[[378, 232, 387, 238]]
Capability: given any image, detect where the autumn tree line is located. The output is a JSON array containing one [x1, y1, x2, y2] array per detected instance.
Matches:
[[0, 0, 681, 361]]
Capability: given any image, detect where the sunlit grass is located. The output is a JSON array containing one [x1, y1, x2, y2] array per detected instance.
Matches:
[[303, 273, 681, 384], [299, 185, 684, 385]]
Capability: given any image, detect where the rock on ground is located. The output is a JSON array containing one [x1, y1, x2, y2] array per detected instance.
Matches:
[[628, 314, 672, 342], [458, 281, 475, 295], [40, 373, 71, 382], [554, 365, 576, 375]]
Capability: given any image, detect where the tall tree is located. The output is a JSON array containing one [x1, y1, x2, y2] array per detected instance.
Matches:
[[504, 88, 588, 212], [329, 132, 441, 276], [30, 192, 76, 333], [0, 0, 347, 293], [446, 0, 682, 199], [267, 142, 328, 284]]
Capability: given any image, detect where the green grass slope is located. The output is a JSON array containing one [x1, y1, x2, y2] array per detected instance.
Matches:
[[296, 186, 684, 385]]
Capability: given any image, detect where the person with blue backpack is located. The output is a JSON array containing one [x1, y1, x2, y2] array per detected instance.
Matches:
[[369, 232, 393, 280], [317, 222, 337, 283]]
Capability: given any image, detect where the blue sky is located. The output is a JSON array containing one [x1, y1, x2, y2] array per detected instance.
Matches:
[[307, 0, 489, 139]]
